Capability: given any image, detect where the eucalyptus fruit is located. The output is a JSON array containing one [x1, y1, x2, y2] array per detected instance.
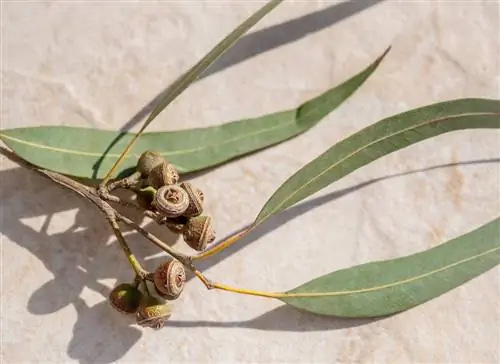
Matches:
[[137, 150, 165, 177], [1, 0, 498, 337], [136, 296, 172, 330], [148, 162, 179, 188], [180, 182, 204, 217], [153, 184, 190, 218], [108, 283, 142, 315], [153, 259, 186, 300], [183, 215, 216, 251]]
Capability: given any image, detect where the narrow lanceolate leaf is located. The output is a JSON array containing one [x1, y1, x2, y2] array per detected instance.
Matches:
[[281, 218, 500, 317], [0, 48, 390, 179], [103, 0, 285, 181], [255, 98, 500, 225]]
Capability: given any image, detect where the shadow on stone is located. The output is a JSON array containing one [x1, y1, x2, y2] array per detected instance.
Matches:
[[165, 305, 385, 332], [1, 141, 498, 362], [91, 0, 386, 178]]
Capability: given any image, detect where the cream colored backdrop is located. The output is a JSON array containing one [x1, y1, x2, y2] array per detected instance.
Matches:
[[1, 1, 499, 363]]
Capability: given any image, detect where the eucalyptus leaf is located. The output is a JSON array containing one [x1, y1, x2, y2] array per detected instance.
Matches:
[[143, 0, 285, 127], [0, 48, 389, 179], [255, 98, 500, 225], [103, 0, 285, 180], [281, 218, 500, 317]]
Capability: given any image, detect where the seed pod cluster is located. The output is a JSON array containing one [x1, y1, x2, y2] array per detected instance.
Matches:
[[136, 150, 216, 252]]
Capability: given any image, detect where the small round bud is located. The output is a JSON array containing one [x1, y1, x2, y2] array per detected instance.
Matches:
[[136, 296, 172, 330], [108, 283, 142, 314], [183, 215, 216, 251], [153, 259, 186, 300], [153, 185, 189, 218], [179, 182, 204, 217], [148, 162, 179, 189], [137, 151, 166, 177]]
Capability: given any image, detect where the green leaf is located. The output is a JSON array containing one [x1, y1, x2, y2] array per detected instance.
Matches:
[[281, 218, 500, 317], [143, 0, 285, 128], [0, 48, 390, 179], [255, 98, 500, 225], [102, 0, 286, 180]]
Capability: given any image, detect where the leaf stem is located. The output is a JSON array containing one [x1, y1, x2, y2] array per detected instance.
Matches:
[[192, 227, 254, 261]]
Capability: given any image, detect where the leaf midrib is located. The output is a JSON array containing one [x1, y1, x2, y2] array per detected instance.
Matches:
[[283, 245, 499, 298], [0, 119, 295, 160], [258, 111, 499, 223]]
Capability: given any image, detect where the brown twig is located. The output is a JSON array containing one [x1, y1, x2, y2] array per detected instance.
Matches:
[[1, 146, 278, 299]]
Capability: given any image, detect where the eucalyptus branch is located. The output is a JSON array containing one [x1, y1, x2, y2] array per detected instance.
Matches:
[[2, 0, 496, 333], [1, 146, 215, 293], [0, 147, 185, 273], [115, 212, 192, 268]]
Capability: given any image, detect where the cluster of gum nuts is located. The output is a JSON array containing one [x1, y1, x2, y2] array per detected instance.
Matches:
[[108, 150, 216, 329]]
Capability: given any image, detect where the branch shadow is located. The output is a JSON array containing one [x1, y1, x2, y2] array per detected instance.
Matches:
[[91, 0, 386, 178], [1, 150, 498, 361], [1, 128, 499, 362]]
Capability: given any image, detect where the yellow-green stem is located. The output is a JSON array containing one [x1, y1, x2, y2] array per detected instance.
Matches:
[[108, 218, 148, 278], [192, 226, 254, 261]]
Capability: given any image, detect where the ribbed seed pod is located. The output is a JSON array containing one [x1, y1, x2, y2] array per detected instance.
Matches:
[[153, 185, 190, 218], [179, 182, 204, 217], [148, 162, 179, 189], [183, 215, 216, 251], [165, 216, 189, 234], [153, 259, 186, 300], [136, 296, 171, 330], [137, 151, 166, 177], [108, 283, 142, 315]]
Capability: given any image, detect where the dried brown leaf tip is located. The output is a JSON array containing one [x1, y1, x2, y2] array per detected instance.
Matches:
[[153, 259, 186, 300]]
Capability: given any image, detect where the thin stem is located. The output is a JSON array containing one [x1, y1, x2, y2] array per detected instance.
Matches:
[[1, 147, 284, 300], [192, 227, 254, 261], [107, 217, 149, 279], [98, 172, 160, 220], [211, 282, 284, 299], [144, 280, 151, 295], [106, 171, 142, 191], [100, 134, 142, 186], [116, 212, 192, 267], [190, 268, 285, 299]]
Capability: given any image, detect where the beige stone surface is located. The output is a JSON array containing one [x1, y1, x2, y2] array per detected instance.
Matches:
[[1, 0, 499, 363]]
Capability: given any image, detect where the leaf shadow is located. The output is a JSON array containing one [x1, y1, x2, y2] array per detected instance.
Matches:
[[1, 147, 498, 361], [165, 305, 387, 332], [91, 0, 386, 178], [192, 158, 500, 277], [0, 163, 172, 363]]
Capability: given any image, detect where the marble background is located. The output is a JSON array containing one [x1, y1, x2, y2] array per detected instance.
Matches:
[[1, 0, 499, 363]]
